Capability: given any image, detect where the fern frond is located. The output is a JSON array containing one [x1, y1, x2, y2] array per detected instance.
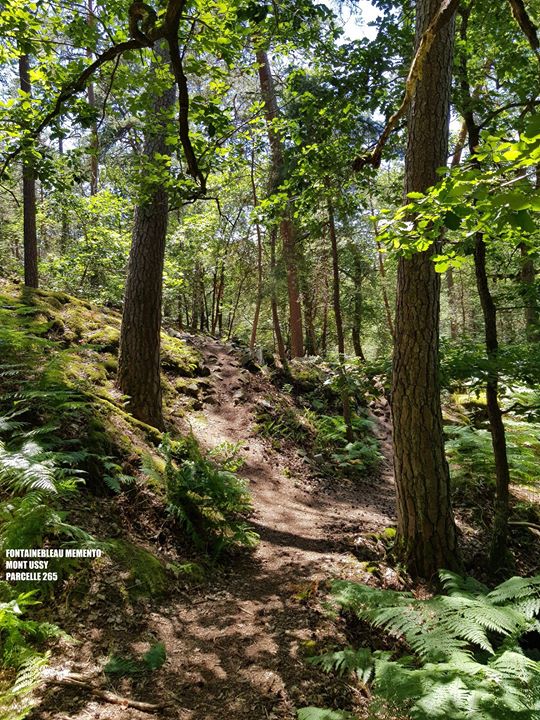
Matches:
[[308, 647, 374, 683]]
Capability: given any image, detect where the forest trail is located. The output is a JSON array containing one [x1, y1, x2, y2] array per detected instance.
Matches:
[[144, 338, 397, 720], [31, 335, 397, 720]]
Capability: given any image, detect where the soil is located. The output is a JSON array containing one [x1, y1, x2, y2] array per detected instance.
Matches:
[[28, 339, 398, 720]]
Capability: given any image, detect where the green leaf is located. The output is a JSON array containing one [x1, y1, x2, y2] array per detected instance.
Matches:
[[443, 211, 461, 231], [143, 642, 166, 670], [515, 210, 536, 233]]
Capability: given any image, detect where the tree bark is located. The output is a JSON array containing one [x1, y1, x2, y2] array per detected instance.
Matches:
[[256, 47, 303, 357], [328, 199, 353, 442], [391, 0, 461, 578], [457, 6, 512, 571], [351, 250, 367, 361], [19, 54, 39, 288], [117, 44, 175, 430], [249, 148, 264, 351], [520, 241, 539, 340], [473, 233, 511, 569], [87, 0, 99, 195], [269, 227, 287, 363]]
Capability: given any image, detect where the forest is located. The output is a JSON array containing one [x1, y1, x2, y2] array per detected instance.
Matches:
[[0, 0, 539, 717]]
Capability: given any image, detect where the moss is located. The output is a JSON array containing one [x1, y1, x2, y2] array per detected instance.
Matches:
[[102, 354, 118, 374], [107, 539, 170, 597], [161, 335, 202, 376]]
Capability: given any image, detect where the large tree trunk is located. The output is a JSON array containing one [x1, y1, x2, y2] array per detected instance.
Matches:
[[256, 47, 303, 357], [392, 0, 461, 578], [19, 54, 39, 288], [117, 45, 175, 430]]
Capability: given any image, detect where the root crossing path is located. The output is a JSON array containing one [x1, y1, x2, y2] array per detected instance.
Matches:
[[154, 339, 396, 719]]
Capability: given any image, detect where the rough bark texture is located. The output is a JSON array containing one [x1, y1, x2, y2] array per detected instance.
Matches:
[[256, 48, 303, 358], [19, 54, 39, 288], [392, 0, 461, 579], [117, 45, 175, 430]]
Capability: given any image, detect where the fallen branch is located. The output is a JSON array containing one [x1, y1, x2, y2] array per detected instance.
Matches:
[[353, 0, 460, 170], [52, 676, 167, 714], [509, 520, 540, 532]]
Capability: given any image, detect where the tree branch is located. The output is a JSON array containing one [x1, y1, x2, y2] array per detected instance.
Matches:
[[353, 0, 461, 170]]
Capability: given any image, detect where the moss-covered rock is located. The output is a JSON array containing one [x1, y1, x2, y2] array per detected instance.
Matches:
[[106, 539, 170, 597]]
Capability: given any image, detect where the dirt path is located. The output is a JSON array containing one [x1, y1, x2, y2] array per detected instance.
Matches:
[[32, 340, 396, 720], [149, 339, 397, 719]]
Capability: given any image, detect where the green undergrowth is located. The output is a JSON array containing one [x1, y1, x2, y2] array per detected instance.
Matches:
[[446, 420, 540, 493], [300, 571, 540, 720], [155, 434, 258, 558], [255, 396, 381, 476], [0, 281, 228, 716], [103, 641, 167, 678], [0, 584, 65, 720]]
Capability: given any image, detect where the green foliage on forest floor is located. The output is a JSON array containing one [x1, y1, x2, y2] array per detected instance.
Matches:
[[155, 435, 258, 558], [255, 395, 382, 476], [446, 420, 540, 493], [0, 584, 65, 720], [0, 282, 238, 715], [300, 572, 540, 720]]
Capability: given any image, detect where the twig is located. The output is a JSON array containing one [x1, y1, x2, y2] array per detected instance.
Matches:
[[52, 677, 167, 713], [509, 520, 540, 531]]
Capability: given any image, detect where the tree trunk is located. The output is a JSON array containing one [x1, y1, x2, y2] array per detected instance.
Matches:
[[446, 118, 468, 340], [520, 242, 538, 340], [269, 227, 287, 364], [249, 148, 264, 351], [473, 234, 511, 569], [328, 199, 353, 442], [87, 0, 99, 195], [520, 166, 539, 340], [457, 6, 512, 571], [256, 47, 303, 357], [302, 284, 318, 356], [19, 54, 39, 288], [351, 251, 366, 361], [369, 199, 395, 340], [391, 0, 461, 579], [117, 44, 175, 430]]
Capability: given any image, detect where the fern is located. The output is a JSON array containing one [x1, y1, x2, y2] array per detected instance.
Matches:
[[0, 585, 63, 719], [300, 571, 540, 720], [308, 647, 375, 683], [104, 642, 167, 677], [155, 435, 258, 557]]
